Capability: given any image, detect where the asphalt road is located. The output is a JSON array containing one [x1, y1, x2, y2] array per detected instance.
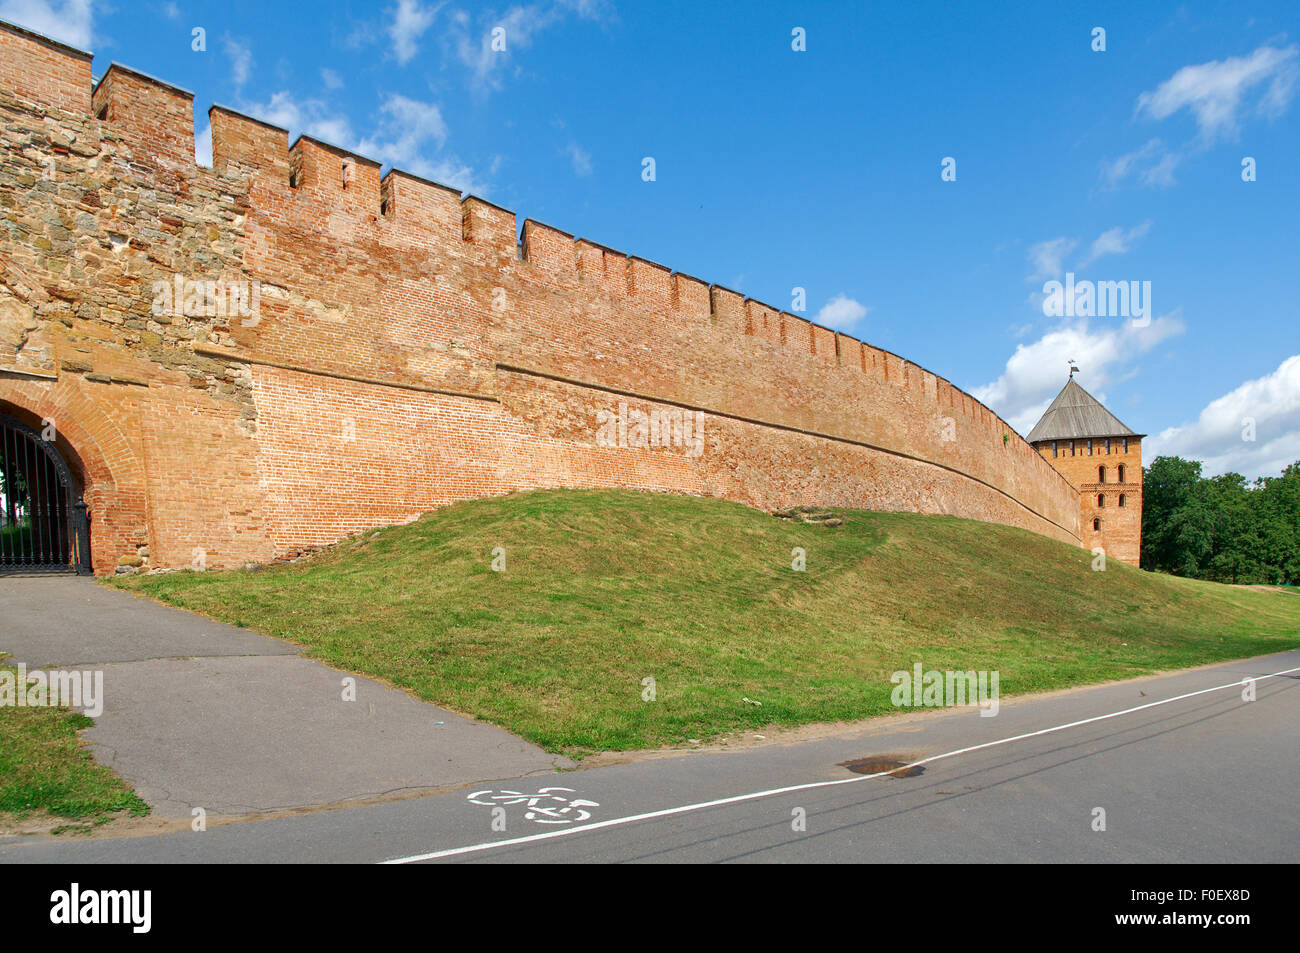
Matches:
[[3, 648, 1296, 863]]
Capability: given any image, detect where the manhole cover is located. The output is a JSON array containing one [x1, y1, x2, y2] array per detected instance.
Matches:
[[838, 756, 925, 778]]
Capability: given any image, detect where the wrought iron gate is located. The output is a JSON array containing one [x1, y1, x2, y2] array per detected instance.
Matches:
[[0, 413, 91, 574]]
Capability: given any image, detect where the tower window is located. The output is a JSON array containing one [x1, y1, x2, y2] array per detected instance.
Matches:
[[1093, 518, 1101, 531], [1119, 494, 1126, 507], [1099, 465, 1106, 483], [1098, 494, 1105, 507], [1070, 441, 1076, 456], [1118, 464, 1126, 483], [1123, 438, 1129, 453], [1087, 439, 1093, 455], [1052, 441, 1057, 458], [1105, 438, 1111, 454]]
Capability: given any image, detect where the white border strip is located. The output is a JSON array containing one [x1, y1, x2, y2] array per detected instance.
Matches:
[[383, 665, 1299, 864]]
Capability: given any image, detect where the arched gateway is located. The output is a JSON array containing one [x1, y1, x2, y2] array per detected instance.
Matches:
[[0, 413, 91, 574]]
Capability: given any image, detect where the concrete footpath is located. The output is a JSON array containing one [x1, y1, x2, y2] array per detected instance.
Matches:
[[0, 575, 570, 818]]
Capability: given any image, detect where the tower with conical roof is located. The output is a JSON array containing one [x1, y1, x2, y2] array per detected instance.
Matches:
[[1027, 377, 1144, 566]]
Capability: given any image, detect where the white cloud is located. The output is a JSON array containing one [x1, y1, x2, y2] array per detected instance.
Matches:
[[973, 315, 1184, 435], [223, 36, 252, 90], [450, 1, 608, 92], [410, 156, 483, 194], [0, 0, 94, 49], [237, 90, 485, 195], [162, 1, 179, 19], [1136, 44, 1299, 143], [194, 120, 212, 167], [1027, 237, 1076, 281], [815, 294, 869, 332], [356, 93, 448, 161], [320, 68, 343, 90], [1139, 150, 1181, 187], [1076, 221, 1151, 269], [1025, 224, 1152, 307], [388, 0, 440, 65], [1103, 138, 1159, 184], [563, 142, 592, 176], [239, 91, 355, 148], [556, 0, 612, 16], [356, 94, 487, 193], [1147, 354, 1300, 477], [1101, 138, 1181, 189], [1106, 46, 1296, 190], [456, 5, 549, 90]]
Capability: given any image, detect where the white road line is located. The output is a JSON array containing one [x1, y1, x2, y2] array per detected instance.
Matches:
[[382, 664, 1299, 864]]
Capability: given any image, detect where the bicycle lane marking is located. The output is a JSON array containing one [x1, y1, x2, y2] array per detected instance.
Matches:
[[382, 664, 1299, 864]]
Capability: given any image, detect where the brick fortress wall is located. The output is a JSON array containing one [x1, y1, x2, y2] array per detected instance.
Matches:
[[0, 21, 1082, 574]]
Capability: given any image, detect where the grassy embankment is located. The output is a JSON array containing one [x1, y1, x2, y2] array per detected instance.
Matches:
[[110, 489, 1300, 755]]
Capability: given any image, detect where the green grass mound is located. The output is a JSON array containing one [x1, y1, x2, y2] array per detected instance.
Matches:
[[112, 490, 1300, 754]]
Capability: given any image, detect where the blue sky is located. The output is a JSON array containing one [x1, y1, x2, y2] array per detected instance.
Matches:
[[5, 0, 1298, 476]]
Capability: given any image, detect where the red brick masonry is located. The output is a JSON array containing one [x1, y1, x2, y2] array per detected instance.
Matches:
[[0, 21, 1082, 574]]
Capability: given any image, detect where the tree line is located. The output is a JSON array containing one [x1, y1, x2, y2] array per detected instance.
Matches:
[[1141, 456, 1300, 585]]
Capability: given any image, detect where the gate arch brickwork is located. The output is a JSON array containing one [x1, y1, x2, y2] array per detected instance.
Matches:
[[0, 378, 147, 574]]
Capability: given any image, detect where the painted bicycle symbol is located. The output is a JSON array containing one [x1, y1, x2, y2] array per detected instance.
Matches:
[[467, 786, 600, 824]]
